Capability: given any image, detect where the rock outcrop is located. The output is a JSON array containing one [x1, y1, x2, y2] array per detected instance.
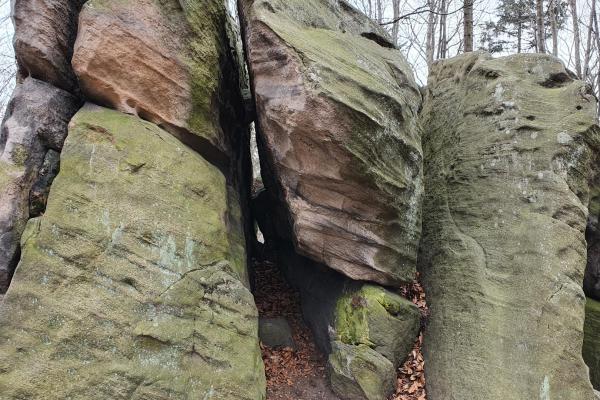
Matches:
[[0, 78, 79, 292], [0, 105, 265, 399], [584, 298, 600, 390], [239, 0, 423, 286], [73, 0, 239, 165], [419, 52, 599, 399], [275, 242, 420, 400], [13, 0, 85, 93]]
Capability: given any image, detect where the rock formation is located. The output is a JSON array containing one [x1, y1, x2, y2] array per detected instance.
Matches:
[[73, 0, 238, 166], [0, 0, 85, 293], [1, 0, 599, 399], [0, 0, 263, 398], [13, 0, 84, 93], [419, 52, 599, 400], [239, 0, 423, 286], [0, 105, 264, 398], [0, 78, 79, 292], [266, 239, 419, 400]]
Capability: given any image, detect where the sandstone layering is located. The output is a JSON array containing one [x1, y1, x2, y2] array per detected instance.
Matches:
[[1, 0, 600, 399]]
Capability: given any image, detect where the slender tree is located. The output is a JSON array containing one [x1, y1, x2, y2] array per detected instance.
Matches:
[[536, 0, 546, 52], [570, 0, 582, 77], [549, 0, 558, 55], [464, 0, 474, 51]]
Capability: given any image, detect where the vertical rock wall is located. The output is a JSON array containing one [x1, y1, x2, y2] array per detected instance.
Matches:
[[419, 52, 599, 400], [0, 0, 84, 293], [0, 0, 265, 398]]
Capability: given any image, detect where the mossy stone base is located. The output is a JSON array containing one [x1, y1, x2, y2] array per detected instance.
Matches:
[[0, 105, 265, 399]]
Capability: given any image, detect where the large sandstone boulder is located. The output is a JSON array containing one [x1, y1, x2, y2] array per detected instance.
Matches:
[[0, 77, 80, 293], [419, 52, 598, 399], [239, 0, 423, 286], [275, 242, 419, 400], [0, 105, 265, 399], [584, 298, 600, 390], [13, 0, 85, 93], [72, 0, 240, 164]]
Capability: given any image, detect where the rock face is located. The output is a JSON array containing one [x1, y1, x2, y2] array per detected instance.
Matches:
[[239, 0, 423, 286], [584, 298, 600, 390], [0, 105, 265, 399], [0, 77, 80, 292], [419, 52, 599, 400], [13, 0, 85, 93], [73, 0, 239, 164], [275, 242, 419, 400]]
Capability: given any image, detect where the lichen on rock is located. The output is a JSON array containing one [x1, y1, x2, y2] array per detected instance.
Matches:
[[0, 105, 265, 399], [419, 52, 599, 400]]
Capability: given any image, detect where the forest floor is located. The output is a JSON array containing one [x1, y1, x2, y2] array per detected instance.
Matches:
[[253, 251, 429, 400]]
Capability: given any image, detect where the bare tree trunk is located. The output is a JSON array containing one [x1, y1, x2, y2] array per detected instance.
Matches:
[[549, 0, 558, 56], [438, 0, 448, 58], [427, 0, 437, 65], [593, 7, 600, 118], [392, 0, 401, 45], [517, 21, 522, 53], [464, 0, 474, 52], [376, 0, 383, 23], [584, 0, 595, 81], [536, 0, 546, 53], [570, 0, 582, 77]]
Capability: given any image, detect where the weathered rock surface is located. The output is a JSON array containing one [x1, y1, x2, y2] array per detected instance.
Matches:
[[584, 298, 600, 390], [329, 341, 396, 400], [13, 0, 85, 93], [419, 52, 599, 399], [239, 0, 423, 286], [72, 0, 239, 164], [274, 242, 419, 400], [0, 105, 265, 399], [0, 77, 80, 293]]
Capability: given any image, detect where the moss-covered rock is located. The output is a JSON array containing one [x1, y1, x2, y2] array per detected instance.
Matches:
[[584, 298, 600, 389], [334, 285, 419, 366], [273, 242, 419, 400], [420, 52, 598, 399], [328, 341, 396, 400], [239, 0, 423, 286], [0, 105, 265, 399]]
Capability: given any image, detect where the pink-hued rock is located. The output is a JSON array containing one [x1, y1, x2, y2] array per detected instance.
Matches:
[[72, 0, 236, 162], [239, 0, 423, 286]]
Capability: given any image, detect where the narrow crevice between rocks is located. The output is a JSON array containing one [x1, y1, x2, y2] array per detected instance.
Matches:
[[252, 245, 337, 400]]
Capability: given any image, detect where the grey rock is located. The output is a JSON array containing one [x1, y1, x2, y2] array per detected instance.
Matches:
[[259, 317, 295, 349], [13, 0, 85, 93], [420, 52, 598, 399], [328, 341, 396, 400], [0, 77, 80, 292]]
